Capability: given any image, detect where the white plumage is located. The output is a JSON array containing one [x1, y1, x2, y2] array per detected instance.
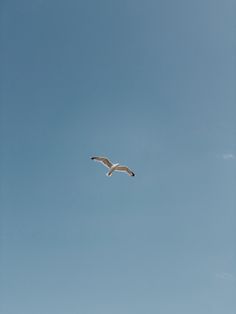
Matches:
[[91, 156, 135, 177]]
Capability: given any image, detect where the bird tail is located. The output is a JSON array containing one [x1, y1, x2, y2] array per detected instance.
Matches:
[[106, 172, 112, 177]]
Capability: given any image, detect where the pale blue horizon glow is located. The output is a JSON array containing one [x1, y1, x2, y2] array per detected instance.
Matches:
[[1, 1, 235, 313]]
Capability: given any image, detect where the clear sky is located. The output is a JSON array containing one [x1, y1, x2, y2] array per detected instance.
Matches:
[[1, 0, 235, 313]]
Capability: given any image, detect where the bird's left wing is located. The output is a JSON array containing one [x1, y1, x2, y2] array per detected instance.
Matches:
[[116, 166, 135, 176], [91, 156, 113, 168]]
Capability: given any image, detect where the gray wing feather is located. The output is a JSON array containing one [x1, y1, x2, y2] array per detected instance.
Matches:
[[116, 166, 135, 176], [91, 156, 113, 168]]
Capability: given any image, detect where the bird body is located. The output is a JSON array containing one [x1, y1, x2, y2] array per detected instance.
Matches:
[[91, 157, 135, 177], [107, 163, 120, 176]]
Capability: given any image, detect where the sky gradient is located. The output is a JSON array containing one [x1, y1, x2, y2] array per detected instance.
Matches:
[[1, 1, 236, 313]]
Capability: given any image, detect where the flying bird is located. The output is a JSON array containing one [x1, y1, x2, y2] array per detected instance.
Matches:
[[91, 156, 135, 177]]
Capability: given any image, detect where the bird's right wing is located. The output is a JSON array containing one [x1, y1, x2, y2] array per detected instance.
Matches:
[[91, 156, 113, 168], [116, 166, 135, 176]]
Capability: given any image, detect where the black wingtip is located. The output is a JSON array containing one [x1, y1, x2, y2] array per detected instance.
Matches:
[[91, 157, 95, 160]]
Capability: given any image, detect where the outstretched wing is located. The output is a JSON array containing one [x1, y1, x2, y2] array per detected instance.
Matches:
[[116, 166, 135, 176], [91, 156, 113, 168]]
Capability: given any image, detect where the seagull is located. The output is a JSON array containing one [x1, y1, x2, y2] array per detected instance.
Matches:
[[91, 156, 135, 177]]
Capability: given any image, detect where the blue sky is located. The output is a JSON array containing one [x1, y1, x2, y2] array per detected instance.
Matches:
[[1, 0, 235, 313]]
